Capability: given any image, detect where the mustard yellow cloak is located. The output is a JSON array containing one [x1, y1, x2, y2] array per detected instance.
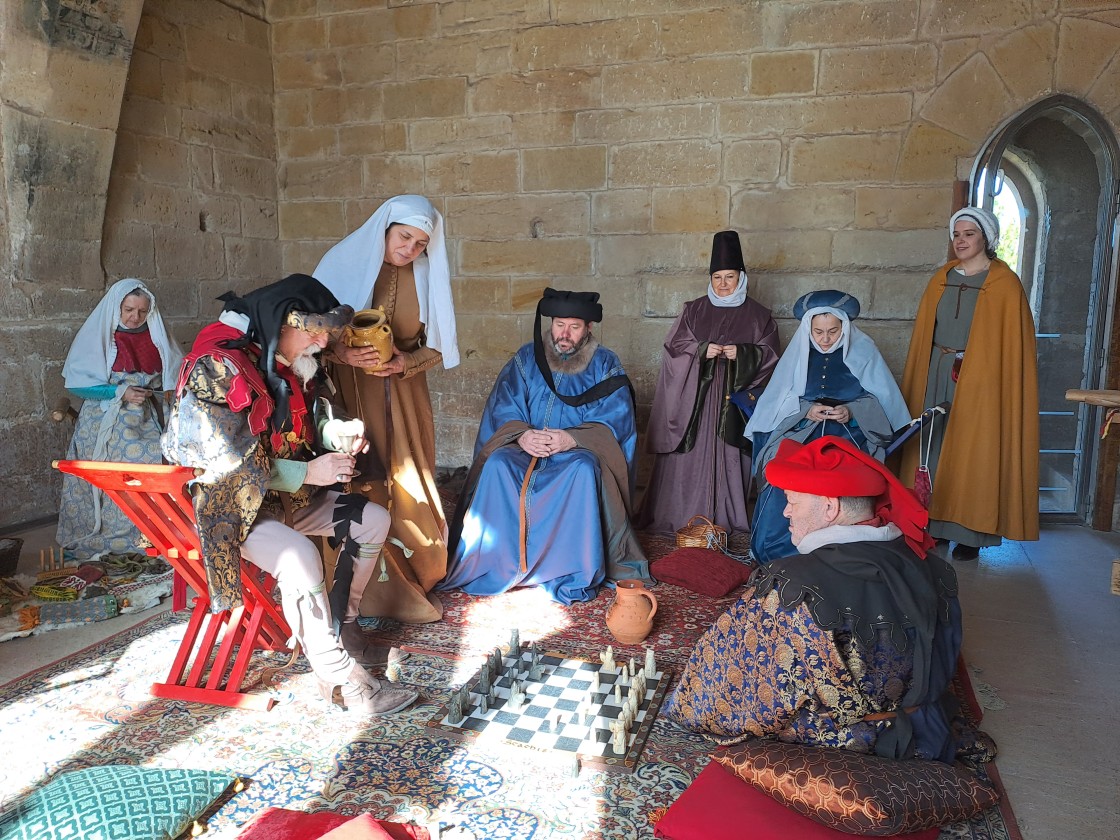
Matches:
[[900, 259, 1039, 541]]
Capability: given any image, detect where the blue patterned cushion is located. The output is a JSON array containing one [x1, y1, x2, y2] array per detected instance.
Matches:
[[0, 765, 239, 840]]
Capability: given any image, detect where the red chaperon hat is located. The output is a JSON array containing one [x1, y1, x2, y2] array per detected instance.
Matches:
[[765, 436, 934, 558]]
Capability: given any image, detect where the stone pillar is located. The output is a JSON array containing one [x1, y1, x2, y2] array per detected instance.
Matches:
[[0, 0, 143, 528]]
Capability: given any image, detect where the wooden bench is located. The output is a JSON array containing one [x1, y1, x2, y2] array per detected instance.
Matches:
[[53, 460, 292, 711]]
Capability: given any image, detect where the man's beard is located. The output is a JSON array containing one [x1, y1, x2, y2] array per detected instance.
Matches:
[[290, 345, 322, 385], [551, 332, 590, 360]]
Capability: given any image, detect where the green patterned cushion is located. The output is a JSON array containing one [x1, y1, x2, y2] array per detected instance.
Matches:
[[0, 765, 240, 840]]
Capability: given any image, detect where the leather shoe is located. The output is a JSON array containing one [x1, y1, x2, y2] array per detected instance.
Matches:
[[952, 543, 980, 561], [318, 664, 417, 715], [340, 621, 410, 669]]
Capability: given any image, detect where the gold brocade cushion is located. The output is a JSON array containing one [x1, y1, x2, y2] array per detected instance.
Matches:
[[713, 740, 1000, 836]]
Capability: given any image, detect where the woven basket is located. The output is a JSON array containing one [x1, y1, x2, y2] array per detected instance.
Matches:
[[675, 515, 727, 550]]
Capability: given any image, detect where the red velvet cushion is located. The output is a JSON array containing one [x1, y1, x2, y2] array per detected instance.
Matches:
[[234, 808, 429, 840], [649, 547, 753, 597], [653, 761, 940, 840], [714, 741, 1000, 836], [320, 814, 429, 840]]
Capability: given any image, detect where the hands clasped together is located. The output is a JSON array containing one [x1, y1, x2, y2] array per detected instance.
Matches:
[[704, 343, 738, 360], [806, 403, 851, 424], [518, 427, 577, 458]]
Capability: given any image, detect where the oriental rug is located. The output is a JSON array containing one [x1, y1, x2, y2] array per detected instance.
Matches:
[[0, 577, 1019, 840]]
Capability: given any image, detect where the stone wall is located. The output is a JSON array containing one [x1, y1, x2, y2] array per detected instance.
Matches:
[[269, 0, 1120, 471], [101, 0, 279, 337], [0, 0, 273, 529], [0, 0, 145, 528], [4, 0, 1120, 528]]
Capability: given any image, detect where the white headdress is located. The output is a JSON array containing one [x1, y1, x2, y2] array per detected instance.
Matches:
[[62, 279, 183, 390], [949, 206, 1000, 249], [313, 194, 459, 369], [746, 293, 910, 436]]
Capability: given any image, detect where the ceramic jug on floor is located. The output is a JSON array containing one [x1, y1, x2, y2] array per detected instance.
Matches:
[[605, 579, 658, 645]]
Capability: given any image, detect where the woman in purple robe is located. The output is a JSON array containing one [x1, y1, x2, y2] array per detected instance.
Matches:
[[637, 231, 781, 535]]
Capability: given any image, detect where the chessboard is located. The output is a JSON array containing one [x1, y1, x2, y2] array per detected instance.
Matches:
[[426, 644, 672, 774]]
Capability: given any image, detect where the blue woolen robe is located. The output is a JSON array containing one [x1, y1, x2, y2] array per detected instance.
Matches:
[[440, 342, 649, 604]]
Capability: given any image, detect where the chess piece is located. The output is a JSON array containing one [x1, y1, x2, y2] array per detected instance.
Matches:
[[645, 647, 656, 675], [600, 646, 615, 672], [590, 671, 600, 695], [629, 656, 637, 675], [480, 694, 489, 714], [528, 662, 542, 681], [605, 579, 658, 645], [509, 628, 520, 654], [493, 646, 504, 674], [610, 720, 628, 754], [448, 691, 463, 725], [554, 713, 563, 732], [479, 663, 491, 695], [621, 662, 630, 682], [614, 684, 622, 703]]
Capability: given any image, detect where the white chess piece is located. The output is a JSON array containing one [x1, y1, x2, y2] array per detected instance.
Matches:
[[614, 683, 622, 703], [610, 720, 627, 754], [600, 646, 615, 672], [645, 647, 656, 675], [590, 671, 600, 694]]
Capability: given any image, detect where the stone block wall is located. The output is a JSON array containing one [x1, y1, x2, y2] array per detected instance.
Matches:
[[0, 0, 274, 529], [270, 0, 1120, 469], [102, 0, 279, 338], [4, 0, 1120, 528]]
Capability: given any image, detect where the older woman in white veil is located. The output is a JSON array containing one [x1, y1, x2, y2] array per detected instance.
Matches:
[[314, 195, 458, 625], [746, 290, 910, 564], [57, 279, 183, 560]]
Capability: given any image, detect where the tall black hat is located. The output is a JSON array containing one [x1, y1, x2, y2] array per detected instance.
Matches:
[[709, 230, 746, 275], [219, 274, 353, 433]]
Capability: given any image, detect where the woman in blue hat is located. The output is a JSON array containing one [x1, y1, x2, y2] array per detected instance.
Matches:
[[745, 290, 911, 563]]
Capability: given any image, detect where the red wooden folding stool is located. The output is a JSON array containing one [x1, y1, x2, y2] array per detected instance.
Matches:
[[53, 459, 292, 711]]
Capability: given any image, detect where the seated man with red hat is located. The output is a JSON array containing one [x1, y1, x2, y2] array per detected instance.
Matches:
[[666, 435, 962, 762]]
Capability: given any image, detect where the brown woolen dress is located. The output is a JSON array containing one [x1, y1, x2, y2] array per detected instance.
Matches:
[[331, 261, 447, 624]]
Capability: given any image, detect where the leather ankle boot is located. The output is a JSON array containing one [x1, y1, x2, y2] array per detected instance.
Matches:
[[339, 621, 410, 670], [338, 663, 417, 715]]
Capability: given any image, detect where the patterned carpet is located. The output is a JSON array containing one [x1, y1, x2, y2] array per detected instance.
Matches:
[[0, 545, 1020, 840]]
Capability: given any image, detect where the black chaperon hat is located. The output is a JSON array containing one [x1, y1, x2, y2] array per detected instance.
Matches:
[[709, 230, 746, 275], [218, 273, 353, 433], [532, 287, 634, 408], [538, 287, 604, 323]]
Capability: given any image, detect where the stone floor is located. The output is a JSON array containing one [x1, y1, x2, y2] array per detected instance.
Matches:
[[1, 520, 1118, 840]]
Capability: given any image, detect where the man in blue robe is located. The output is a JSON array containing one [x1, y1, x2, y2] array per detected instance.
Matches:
[[439, 288, 651, 604]]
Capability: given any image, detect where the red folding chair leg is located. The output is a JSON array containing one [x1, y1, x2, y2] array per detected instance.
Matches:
[[54, 460, 293, 712]]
